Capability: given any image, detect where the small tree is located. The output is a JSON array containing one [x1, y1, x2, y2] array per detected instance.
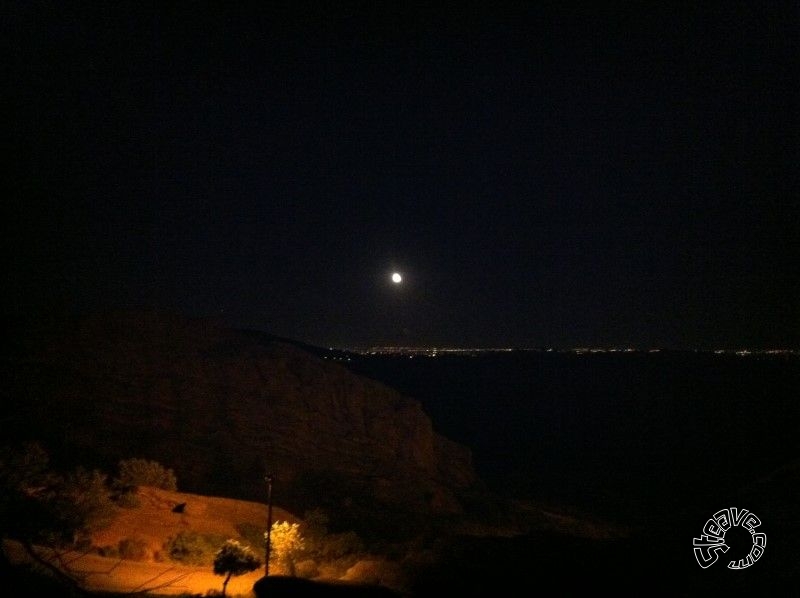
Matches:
[[267, 521, 305, 575], [213, 539, 261, 597]]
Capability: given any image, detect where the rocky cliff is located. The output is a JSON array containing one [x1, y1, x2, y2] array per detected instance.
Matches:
[[3, 311, 479, 534]]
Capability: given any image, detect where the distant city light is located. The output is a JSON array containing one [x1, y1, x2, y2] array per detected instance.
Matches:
[[335, 346, 800, 359]]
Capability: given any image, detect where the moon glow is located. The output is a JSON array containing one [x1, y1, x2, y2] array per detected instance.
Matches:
[[391, 272, 402, 284]]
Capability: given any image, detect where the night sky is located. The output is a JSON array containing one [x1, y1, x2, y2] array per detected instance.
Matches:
[[5, 3, 798, 349]]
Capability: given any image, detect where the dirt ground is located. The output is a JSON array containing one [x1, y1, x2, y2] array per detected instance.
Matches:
[[4, 540, 263, 595], [4, 486, 299, 596]]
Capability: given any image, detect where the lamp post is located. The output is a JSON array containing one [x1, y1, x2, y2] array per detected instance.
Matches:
[[264, 474, 274, 576]]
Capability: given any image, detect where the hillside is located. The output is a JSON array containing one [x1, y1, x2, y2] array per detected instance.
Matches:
[[90, 486, 296, 562], [2, 311, 481, 536]]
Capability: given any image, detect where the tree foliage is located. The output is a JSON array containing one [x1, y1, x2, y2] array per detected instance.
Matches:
[[164, 530, 226, 565], [114, 457, 177, 491], [267, 521, 305, 575], [300, 508, 364, 561], [0, 442, 114, 546], [213, 539, 261, 596], [46, 467, 115, 543], [0, 442, 53, 546]]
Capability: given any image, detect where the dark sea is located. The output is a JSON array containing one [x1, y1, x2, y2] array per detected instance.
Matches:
[[341, 350, 800, 595]]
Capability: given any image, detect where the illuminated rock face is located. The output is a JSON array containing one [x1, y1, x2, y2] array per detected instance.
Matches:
[[6, 311, 478, 527]]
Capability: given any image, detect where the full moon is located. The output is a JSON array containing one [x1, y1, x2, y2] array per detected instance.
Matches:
[[391, 272, 402, 284]]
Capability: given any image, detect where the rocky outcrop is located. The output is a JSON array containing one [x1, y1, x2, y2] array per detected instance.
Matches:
[[3, 311, 479, 531]]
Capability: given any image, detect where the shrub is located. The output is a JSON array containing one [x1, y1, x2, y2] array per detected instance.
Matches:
[[48, 467, 116, 545], [343, 558, 405, 591], [294, 558, 319, 579], [0, 444, 115, 548], [318, 531, 364, 560], [118, 537, 149, 561], [299, 509, 364, 561], [115, 458, 177, 491], [165, 530, 226, 565], [97, 544, 120, 558], [114, 489, 141, 508]]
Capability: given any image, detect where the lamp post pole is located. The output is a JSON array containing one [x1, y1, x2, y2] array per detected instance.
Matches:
[[264, 474, 274, 576]]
